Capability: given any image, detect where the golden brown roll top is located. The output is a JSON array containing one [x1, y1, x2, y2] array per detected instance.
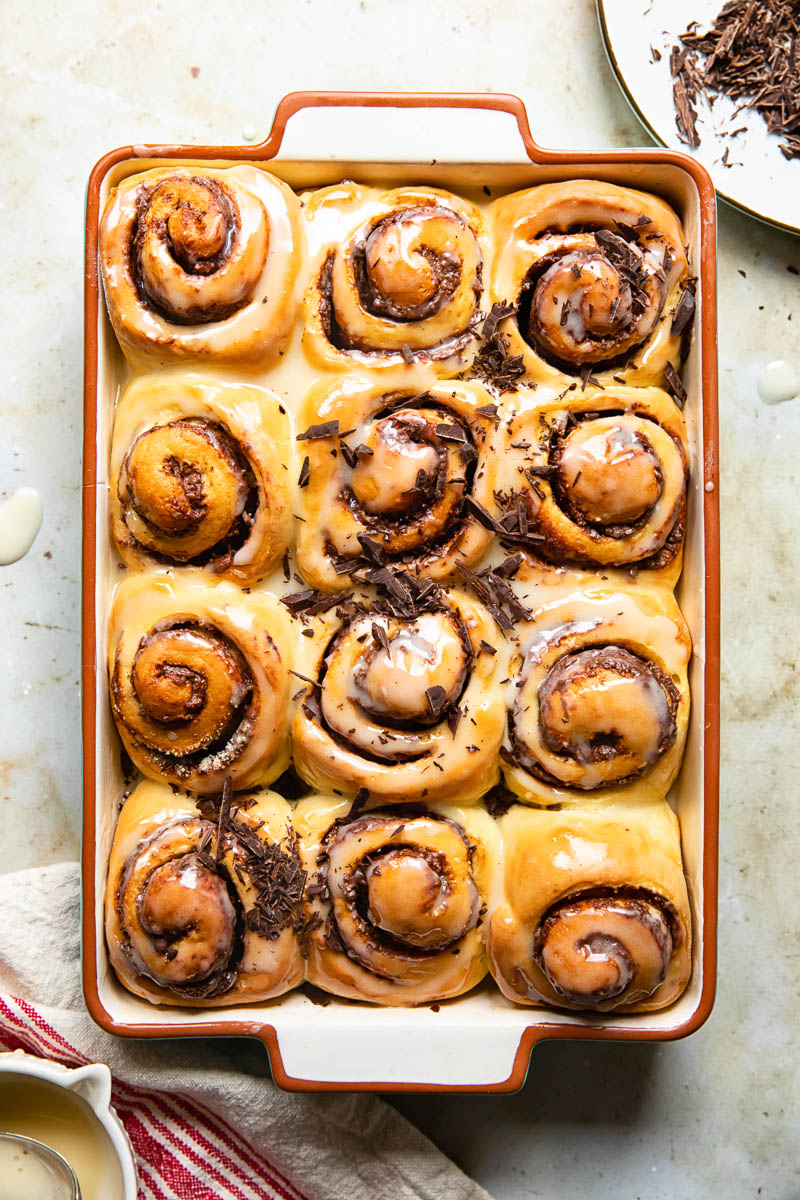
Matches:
[[110, 374, 292, 583], [487, 800, 692, 1012], [489, 180, 693, 390], [502, 586, 691, 806], [105, 780, 305, 1006], [303, 185, 485, 375], [291, 587, 506, 805], [295, 794, 500, 1004], [99, 166, 301, 366], [108, 572, 292, 793], [295, 377, 499, 588], [485, 385, 688, 587]]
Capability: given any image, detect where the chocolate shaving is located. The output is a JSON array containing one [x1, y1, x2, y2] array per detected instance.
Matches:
[[435, 422, 467, 442], [281, 588, 352, 616], [494, 553, 524, 578], [670, 284, 697, 336], [215, 776, 232, 862], [372, 622, 391, 655], [523, 462, 557, 479], [482, 783, 518, 817], [351, 787, 370, 814], [356, 533, 388, 565], [673, 74, 701, 148], [339, 440, 358, 469], [289, 669, 320, 689], [297, 420, 339, 441], [463, 494, 504, 533], [446, 705, 462, 736], [298, 456, 310, 488], [425, 685, 448, 718], [664, 362, 688, 406]]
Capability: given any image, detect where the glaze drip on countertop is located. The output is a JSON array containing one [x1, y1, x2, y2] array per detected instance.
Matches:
[[0, 487, 43, 566]]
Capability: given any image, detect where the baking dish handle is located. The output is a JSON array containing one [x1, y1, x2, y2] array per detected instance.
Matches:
[[257, 90, 540, 162]]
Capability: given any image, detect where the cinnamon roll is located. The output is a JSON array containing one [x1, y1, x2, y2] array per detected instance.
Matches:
[[295, 794, 499, 1004], [489, 180, 693, 389], [99, 166, 301, 367], [503, 586, 690, 806], [110, 373, 292, 584], [295, 377, 498, 589], [108, 572, 293, 793], [487, 384, 688, 588], [291, 588, 505, 805], [303, 185, 485, 375], [105, 780, 305, 1006], [487, 800, 692, 1012]]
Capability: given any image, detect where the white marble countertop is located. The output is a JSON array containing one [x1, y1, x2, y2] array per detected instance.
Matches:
[[1, 1, 798, 1196]]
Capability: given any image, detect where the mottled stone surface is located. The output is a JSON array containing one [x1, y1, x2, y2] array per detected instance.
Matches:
[[1, 1, 797, 1196]]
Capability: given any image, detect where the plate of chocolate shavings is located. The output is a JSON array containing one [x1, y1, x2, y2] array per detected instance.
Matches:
[[598, 0, 800, 234]]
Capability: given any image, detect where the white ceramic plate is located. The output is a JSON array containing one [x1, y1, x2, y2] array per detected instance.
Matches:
[[598, 0, 800, 234]]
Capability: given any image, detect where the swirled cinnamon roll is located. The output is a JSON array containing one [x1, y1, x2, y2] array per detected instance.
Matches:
[[295, 795, 499, 1004], [110, 373, 292, 584], [503, 587, 690, 806], [108, 572, 293, 793], [291, 588, 505, 805], [487, 800, 691, 1011], [303, 185, 485, 376], [486, 385, 688, 588], [295, 377, 498, 589], [99, 166, 301, 367], [105, 780, 305, 1006], [489, 180, 693, 389]]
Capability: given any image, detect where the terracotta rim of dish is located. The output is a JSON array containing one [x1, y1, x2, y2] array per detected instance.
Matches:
[[82, 90, 720, 1094]]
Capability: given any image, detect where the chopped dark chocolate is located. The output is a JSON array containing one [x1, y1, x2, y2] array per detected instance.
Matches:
[[670, 2, 800, 161], [468, 301, 526, 392], [298, 455, 310, 488]]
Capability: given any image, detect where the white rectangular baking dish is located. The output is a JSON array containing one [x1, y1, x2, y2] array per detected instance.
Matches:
[[82, 92, 719, 1092]]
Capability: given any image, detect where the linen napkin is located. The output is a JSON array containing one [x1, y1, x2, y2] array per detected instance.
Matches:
[[0, 862, 492, 1200]]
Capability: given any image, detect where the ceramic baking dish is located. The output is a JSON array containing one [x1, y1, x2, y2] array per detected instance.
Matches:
[[81, 91, 719, 1093]]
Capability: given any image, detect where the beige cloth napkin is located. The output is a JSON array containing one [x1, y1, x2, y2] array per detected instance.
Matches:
[[0, 862, 492, 1200]]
